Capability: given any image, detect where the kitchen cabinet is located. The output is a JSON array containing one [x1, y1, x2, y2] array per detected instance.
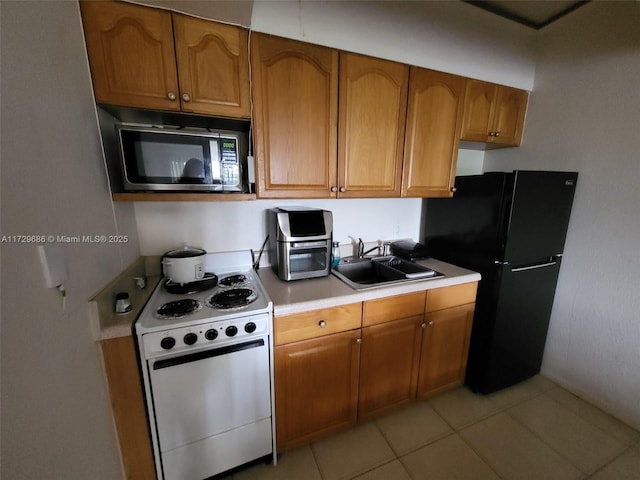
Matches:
[[338, 52, 409, 198], [402, 68, 466, 198], [461, 79, 528, 147], [417, 282, 477, 398], [100, 336, 155, 480], [80, 1, 250, 118], [273, 303, 361, 451], [251, 33, 339, 198], [358, 292, 425, 420]]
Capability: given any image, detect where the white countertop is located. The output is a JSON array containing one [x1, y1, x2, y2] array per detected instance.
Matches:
[[257, 258, 481, 316]]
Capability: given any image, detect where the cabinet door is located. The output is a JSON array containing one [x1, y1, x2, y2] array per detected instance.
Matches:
[[274, 330, 361, 451], [101, 337, 156, 480], [492, 86, 528, 146], [417, 303, 475, 399], [172, 14, 250, 118], [358, 316, 423, 421], [338, 53, 408, 198], [251, 34, 339, 198], [460, 79, 497, 142], [80, 1, 180, 111], [402, 68, 465, 198]]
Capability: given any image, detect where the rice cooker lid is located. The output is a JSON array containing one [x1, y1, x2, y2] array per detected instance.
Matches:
[[164, 246, 206, 258]]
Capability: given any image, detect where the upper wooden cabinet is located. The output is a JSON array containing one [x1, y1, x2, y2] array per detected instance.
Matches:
[[251, 33, 339, 198], [461, 79, 528, 147], [80, 1, 250, 118], [402, 68, 466, 198], [338, 53, 408, 198]]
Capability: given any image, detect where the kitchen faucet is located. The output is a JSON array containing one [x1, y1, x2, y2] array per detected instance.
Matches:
[[358, 238, 381, 258]]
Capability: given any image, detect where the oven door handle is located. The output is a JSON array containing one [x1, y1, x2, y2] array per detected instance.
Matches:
[[153, 338, 265, 370]]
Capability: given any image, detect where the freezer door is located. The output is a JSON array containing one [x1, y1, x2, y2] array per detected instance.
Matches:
[[465, 259, 561, 394], [503, 171, 577, 264]]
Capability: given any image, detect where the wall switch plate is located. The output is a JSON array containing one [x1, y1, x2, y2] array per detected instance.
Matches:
[[38, 244, 67, 288]]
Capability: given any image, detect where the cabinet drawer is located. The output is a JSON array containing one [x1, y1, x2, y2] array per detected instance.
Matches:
[[363, 291, 426, 327], [275, 303, 362, 345], [426, 282, 478, 312]]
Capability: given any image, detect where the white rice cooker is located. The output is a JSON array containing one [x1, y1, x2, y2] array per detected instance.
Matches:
[[162, 246, 206, 284]]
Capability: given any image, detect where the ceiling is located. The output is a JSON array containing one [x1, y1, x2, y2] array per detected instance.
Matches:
[[462, 0, 590, 29]]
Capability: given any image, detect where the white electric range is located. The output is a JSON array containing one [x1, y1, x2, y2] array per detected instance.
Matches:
[[135, 250, 276, 480]]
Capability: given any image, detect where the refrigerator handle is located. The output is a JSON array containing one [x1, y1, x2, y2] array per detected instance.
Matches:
[[512, 260, 558, 273]]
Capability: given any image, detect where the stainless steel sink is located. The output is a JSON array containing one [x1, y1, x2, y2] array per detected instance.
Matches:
[[332, 256, 443, 290]]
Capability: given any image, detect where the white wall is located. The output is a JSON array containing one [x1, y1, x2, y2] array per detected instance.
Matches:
[[135, 198, 422, 258], [0, 2, 140, 478], [484, 1, 640, 429], [250, 0, 536, 89]]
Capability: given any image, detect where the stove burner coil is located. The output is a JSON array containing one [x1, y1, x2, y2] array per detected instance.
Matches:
[[218, 274, 248, 287], [156, 299, 202, 318], [208, 288, 257, 309]]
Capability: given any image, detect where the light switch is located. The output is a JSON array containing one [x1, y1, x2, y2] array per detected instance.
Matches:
[[38, 244, 67, 288]]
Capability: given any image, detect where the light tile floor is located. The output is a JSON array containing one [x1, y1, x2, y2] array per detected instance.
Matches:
[[232, 376, 640, 480]]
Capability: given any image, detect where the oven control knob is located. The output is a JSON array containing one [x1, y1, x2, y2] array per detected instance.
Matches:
[[160, 337, 176, 350], [244, 322, 257, 333], [225, 325, 238, 337], [205, 329, 218, 341], [183, 333, 198, 345]]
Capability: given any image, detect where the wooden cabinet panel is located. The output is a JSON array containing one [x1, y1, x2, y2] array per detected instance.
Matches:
[[359, 316, 423, 420], [493, 86, 528, 146], [402, 68, 465, 198], [461, 79, 528, 147], [427, 282, 478, 312], [460, 80, 496, 142], [418, 303, 475, 399], [80, 0, 179, 111], [275, 330, 361, 451], [338, 53, 408, 198], [275, 303, 362, 345], [81, 1, 251, 118], [101, 336, 156, 480], [173, 14, 250, 118], [363, 291, 426, 326], [251, 34, 339, 198]]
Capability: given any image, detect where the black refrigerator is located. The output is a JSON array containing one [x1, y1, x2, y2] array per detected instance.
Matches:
[[422, 170, 578, 394]]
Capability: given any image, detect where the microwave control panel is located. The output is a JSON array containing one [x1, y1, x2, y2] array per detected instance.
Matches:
[[220, 136, 240, 187]]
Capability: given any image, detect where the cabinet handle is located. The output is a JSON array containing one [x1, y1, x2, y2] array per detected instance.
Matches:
[[182, 93, 191, 102], [421, 322, 427, 328], [429, 321, 434, 326], [488, 131, 495, 137], [167, 92, 177, 101], [494, 131, 500, 137], [450, 187, 457, 193], [339, 187, 346, 193], [355, 338, 362, 344], [318, 320, 327, 328], [330, 186, 338, 193]]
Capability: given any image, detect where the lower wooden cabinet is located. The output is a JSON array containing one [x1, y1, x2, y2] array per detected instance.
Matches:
[[417, 303, 475, 398], [273, 282, 477, 450], [358, 315, 423, 420], [100, 336, 156, 480], [274, 329, 361, 451]]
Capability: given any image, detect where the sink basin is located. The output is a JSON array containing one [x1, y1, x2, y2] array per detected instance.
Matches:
[[332, 256, 443, 290]]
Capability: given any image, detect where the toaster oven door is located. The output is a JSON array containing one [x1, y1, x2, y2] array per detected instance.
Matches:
[[279, 240, 330, 281]]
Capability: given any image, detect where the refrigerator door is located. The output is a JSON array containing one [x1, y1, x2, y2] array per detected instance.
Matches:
[[502, 171, 578, 265], [421, 172, 509, 261], [465, 259, 562, 394]]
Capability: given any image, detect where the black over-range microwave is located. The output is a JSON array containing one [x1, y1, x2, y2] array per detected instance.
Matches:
[[116, 125, 248, 192]]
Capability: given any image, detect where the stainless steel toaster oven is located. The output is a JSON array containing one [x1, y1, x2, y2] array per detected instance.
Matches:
[[268, 207, 333, 281]]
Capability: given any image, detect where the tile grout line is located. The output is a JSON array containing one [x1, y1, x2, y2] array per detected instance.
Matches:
[[502, 392, 633, 477]]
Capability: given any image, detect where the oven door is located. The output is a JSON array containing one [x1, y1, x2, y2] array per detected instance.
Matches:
[[148, 335, 272, 479]]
